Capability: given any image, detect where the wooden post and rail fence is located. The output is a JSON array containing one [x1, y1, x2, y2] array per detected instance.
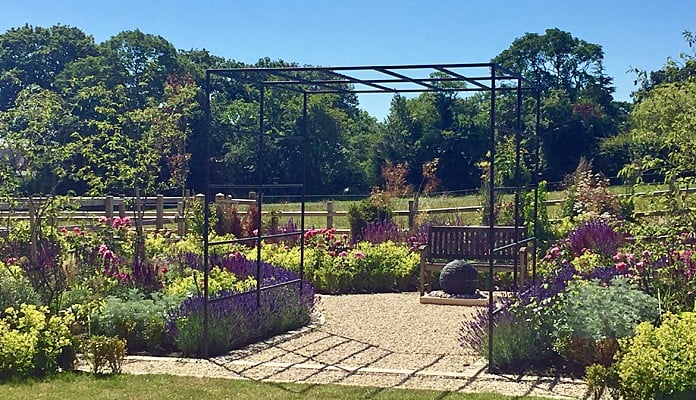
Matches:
[[1, 187, 694, 238]]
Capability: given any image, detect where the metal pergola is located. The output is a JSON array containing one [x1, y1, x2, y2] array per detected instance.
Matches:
[[203, 63, 541, 371]]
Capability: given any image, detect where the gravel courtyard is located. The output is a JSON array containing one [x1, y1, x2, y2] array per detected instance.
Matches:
[[122, 292, 590, 399]]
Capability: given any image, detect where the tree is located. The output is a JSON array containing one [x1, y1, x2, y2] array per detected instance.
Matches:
[[632, 30, 696, 99], [0, 24, 96, 110], [376, 92, 487, 191], [622, 79, 696, 187], [494, 28, 621, 181], [0, 85, 76, 196], [0, 85, 77, 274]]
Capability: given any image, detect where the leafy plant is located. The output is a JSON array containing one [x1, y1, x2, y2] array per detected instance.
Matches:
[[0, 261, 42, 311], [0, 304, 76, 379], [167, 261, 314, 357], [568, 219, 624, 257], [91, 289, 179, 353], [616, 312, 696, 399], [83, 335, 126, 374], [552, 277, 659, 368], [585, 363, 621, 400], [348, 189, 393, 243], [460, 309, 548, 373]]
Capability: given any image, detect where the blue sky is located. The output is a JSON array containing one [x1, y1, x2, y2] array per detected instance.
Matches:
[[1, 0, 693, 120]]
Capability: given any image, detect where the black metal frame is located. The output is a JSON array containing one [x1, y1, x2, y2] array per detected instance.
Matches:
[[204, 63, 541, 371]]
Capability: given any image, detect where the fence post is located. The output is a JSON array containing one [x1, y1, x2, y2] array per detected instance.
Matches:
[[118, 197, 126, 217], [177, 200, 185, 237], [105, 195, 114, 219], [248, 191, 257, 200], [156, 194, 164, 230], [327, 201, 334, 228], [408, 200, 416, 229]]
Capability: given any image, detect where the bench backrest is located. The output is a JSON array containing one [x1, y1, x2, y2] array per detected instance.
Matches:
[[426, 225, 525, 262]]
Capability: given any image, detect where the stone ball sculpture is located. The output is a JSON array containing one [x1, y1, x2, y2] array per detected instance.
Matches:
[[439, 260, 479, 295]]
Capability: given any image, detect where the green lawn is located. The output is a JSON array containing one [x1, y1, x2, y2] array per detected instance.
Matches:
[[0, 373, 554, 400], [262, 182, 675, 230]]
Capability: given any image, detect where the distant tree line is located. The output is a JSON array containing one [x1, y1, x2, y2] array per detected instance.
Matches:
[[0, 25, 693, 200]]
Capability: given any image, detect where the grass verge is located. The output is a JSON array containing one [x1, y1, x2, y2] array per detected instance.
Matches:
[[0, 372, 554, 400]]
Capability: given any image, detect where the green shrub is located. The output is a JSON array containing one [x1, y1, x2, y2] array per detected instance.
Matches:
[[348, 189, 393, 242], [0, 262, 42, 311], [163, 266, 256, 299], [91, 289, 179, 353], [585, 363, 621, 400], [553, 277, 659, 367], [461, 310, 546, 373], [616, 312, 696, 399], [251, 241, 418, 294], [0, 304, 76, 379], [83, 335, 126, 374]]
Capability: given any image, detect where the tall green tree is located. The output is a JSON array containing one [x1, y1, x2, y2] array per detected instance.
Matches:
[[0, 24, 96, 110], [494, 28, 621, 180], [376, 92, 487, 191]]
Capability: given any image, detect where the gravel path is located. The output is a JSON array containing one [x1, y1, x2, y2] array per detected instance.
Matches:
[[122, 292, 590, 399]]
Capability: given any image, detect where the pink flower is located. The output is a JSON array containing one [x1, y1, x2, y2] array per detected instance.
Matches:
[[252, 229, 259, 235], [612, 252, 623, 262], [60, 227, 68, 234], [543, 254, 552, 261], [561, 259, 568, 265], [616, 262, 628, 273], [98, 216, 109, 223], [121, 216, 131, 227], [98, 244, 109, 255], [550, 246, 561, 257], [111, 217, 122, 228], [338, 251, 348, 257], [73, 226, 81, 233], [353, 251, 365, 259], [636, 261, 645, 272], [103, 250, 114, 260], [7, 257, 17, 264], [328, 251, 336, 257]]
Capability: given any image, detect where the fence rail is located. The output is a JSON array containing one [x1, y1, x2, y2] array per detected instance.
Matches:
[[1, 187, 693, 236]]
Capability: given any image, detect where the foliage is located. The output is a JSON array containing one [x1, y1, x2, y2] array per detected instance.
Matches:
[[162, 266, 256, 299], [585, 363, 621, 400], [616, 312, 696, 399], [167, 261, 314, 357], [82, 335, 126, 375], [0, 304, 76, 379], [381, 161, 413, 197], [214, 202, 258, 238], [254, 236, 419, 294], [460, 309, 547, 373], [348, 189, 393, 243], [495, 28, 621, 181], [552, 277, 659, 368], [0, 261, 42, 311], [561, 159, 623, 222], [568, 219, 623, 258], [91, 289, 179, 353], [360, 220, 426, 250], [623, 78, 696, 193]]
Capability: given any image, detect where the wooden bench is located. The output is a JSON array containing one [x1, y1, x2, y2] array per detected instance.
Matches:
[[418, 225, 528, 296]]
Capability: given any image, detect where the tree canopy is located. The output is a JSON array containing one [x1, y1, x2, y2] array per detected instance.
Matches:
[[0, 23, 679, 198]]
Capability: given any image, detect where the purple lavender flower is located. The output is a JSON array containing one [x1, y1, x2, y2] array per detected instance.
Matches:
[[568, 219, 623, 257]]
